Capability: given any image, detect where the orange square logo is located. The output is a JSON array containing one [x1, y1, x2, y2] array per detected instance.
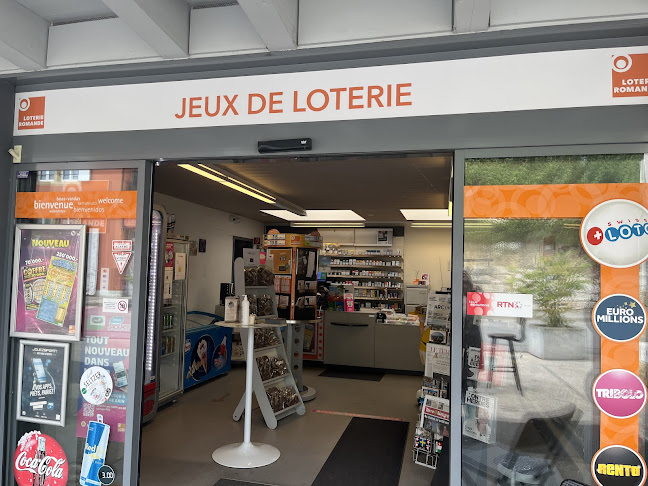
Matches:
[[612, 54, 648, 98], [17, 96, 45, 130]]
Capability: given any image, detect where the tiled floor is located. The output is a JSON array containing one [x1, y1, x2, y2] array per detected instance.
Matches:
[[140, 365, 435, 486]]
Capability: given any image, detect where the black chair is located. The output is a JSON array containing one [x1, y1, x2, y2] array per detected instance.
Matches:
[[487, 318, 525, 395]]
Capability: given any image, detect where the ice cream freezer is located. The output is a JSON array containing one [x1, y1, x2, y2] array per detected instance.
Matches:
[[184, 311, 233, 390]]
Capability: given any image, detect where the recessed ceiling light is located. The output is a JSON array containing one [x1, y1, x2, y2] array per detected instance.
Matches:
[[261, 209, 365, 222], [400, 209, 451, 221]]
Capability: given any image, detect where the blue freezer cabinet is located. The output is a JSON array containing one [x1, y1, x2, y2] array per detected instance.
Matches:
[[184, 312, 232, 390]]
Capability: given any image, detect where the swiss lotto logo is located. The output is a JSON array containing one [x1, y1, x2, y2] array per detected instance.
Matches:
[[592, 445, 647, 486], [580, 199, 648, 268], [592, 369, 647, 419], [612, 53, 648, 98], [592, 294, 646, 342], [17, 96, 45, 130]]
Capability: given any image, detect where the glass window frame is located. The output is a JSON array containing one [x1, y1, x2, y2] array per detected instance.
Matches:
[[0, 160, 152, 486], [451, 144, 648, 486]]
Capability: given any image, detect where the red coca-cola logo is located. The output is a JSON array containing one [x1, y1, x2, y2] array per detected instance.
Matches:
[[14, 431, 68, 486]]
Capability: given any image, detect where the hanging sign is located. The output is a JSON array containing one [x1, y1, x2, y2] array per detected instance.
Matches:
[[14, 431, 69, 486], [17, 340, 70, 427], [11, 224, 86, 341]]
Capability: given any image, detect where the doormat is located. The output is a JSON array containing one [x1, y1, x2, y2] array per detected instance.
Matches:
[[319, 368, 384, 381], [312, 417, 409, 486], [214, 480, 277, 486]]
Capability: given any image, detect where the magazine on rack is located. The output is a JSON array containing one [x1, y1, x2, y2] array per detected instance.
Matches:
[[463, 391, 497, 444], [420, 395, 450, 437]]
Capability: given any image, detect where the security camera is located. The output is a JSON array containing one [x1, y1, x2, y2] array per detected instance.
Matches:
[[229, 215, 241, 224]]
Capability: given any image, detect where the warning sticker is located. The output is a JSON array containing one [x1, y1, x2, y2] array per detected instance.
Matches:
[[112, 251, 132, 275]]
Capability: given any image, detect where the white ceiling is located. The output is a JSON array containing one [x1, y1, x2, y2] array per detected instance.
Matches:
[[154, 154, 453, 223], [0, 0, 646, 76], [15, 0, 114, 23]]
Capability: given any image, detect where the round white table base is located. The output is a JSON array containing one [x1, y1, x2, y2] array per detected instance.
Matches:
[[300, 385, 317, 402], [212, 442, 280, 469]]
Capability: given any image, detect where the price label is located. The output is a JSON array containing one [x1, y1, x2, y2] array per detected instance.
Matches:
[[98, 465, 115, 485]]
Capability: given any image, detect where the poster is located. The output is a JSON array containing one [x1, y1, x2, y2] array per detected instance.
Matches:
[[463, 391, 497, 444], [76, 336, 130, 443], [175, 252, 187, 280], [11, 224, 86, 341], [425, 343, 450, 377], [17, 341, 70, 427], [184, 327, 232, 389], [269, 248, 292, 274], [426, 294, 451, 329], [466, 292, 533, 318]]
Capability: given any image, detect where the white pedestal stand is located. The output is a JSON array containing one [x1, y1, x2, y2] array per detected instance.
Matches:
[[212, 324, 280, 468]]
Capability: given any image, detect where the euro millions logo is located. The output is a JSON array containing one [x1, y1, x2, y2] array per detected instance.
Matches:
[[17, 97, 45, 130]]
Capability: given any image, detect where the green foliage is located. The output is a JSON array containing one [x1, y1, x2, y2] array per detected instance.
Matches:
[[510, 251, 590, 327], [465, 154, 642, 186]]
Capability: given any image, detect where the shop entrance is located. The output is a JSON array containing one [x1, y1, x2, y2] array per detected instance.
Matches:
[[139, 153, 454, 486]]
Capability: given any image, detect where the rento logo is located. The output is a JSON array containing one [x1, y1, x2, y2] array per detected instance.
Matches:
[[17, 96, 45, 130]]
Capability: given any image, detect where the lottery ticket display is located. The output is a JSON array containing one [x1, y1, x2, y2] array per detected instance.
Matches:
[[11, 224, 86, 341]]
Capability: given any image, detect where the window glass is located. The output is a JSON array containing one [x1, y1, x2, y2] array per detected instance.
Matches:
[[461, 154, 646, 485], [8, 168, 138, 486]]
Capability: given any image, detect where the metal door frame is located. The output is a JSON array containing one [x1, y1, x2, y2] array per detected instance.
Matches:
[[0, 160, 152, 486]]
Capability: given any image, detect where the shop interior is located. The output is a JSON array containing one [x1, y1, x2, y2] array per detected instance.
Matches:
[[139, 153, 454, 486]]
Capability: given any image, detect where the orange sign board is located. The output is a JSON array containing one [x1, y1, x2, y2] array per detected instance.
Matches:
[[15, 191, 137, 219]]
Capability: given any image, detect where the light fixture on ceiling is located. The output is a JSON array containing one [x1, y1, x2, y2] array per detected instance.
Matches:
[[400, 209, 452, 221], [262, 209, 365, 222], [179, 163, 277, 204], [411, 222, 452, 228], [291, 222, 365, 228]]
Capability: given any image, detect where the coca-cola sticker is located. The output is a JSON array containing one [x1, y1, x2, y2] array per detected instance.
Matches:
[[14, 431, 68, 486]]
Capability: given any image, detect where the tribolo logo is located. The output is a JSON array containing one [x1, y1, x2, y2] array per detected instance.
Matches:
[[612, 53, 648, 98], [17, 96, 45, 130], [580, 199, 648, 268]]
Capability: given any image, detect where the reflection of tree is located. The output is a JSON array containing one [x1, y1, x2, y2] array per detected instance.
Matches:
[[465, 154, 642, 186], [509, 250, 591, 327]]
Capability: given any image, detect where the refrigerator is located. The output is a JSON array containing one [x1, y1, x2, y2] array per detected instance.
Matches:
[[159, 236, 189, 404], [142, 207, 188, 423]]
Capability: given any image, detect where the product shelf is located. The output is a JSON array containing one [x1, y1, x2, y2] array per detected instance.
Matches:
[[273, 402, 301, 417], [327, 275, 403, 280], [329, 264, 403, 270], [262, 375, 289, 387], [354, 286, 403, 290], [162, 328, 176, 333], [354, 297, 402, 302], [253, 343, 283, 354]]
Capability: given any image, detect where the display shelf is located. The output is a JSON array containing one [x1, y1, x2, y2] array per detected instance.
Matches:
[[354, 286, 403, 290], [273, 401, 301, 417], [330, 264, 403, 270], [161, 352, 175, 358], [163, 304, 177, 308], [328, 275, 403, 280], [354, 297, 402, 302], [262, 375, 289, 387], [253, 343, 283, 354], [321, 253, 403, 258], [162, 328, 176, 333], [246, 285, 275, 289]]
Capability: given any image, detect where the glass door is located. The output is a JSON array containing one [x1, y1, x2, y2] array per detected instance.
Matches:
[[4, 163, 150, 486], [459, 154, 647, 486]]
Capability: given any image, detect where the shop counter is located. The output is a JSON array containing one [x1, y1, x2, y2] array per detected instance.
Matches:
[[184, 312, 233, 390]]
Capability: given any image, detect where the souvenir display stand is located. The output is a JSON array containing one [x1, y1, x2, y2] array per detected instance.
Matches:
[[264, 232, 321, 401], [212, 319, 286, 468]]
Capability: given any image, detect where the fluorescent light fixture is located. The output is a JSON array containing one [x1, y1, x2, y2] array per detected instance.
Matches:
[[261, 209, 365, 222], [400, 209, 452, 221], [179, 164, 276, 204], [411, 222, 452, 228], [291, 222, 365, 228], [448, 202, 453, 217]]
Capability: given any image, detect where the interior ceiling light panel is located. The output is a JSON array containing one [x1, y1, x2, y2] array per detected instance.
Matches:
[[260, 209, 365, 221], [400, 209, 451, 221]]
